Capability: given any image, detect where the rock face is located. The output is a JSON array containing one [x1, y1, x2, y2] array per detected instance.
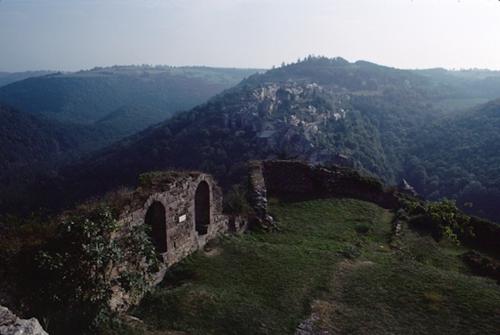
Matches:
[[0, 306, 48, 335], [399, 178, 418, 197], [220, 82, 351, 164]]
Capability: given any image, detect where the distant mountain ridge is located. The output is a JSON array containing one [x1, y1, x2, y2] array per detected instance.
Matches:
[[0, 71, 55, 88], [0, 65, 260, 124]]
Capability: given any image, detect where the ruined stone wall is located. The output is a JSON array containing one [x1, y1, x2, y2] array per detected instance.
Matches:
[[117, 172, 228, 266], [248, 160, 400, 228], [107, 171, 245, 310], [463, 217, 500, 255], [260, 160, 399, 208], [261, 160, 317, 197], [247, 161, 274, 229]]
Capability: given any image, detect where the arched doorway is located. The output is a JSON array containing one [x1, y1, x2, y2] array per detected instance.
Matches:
[[195, 181, 210, 235], [145, 201, 167, 253]]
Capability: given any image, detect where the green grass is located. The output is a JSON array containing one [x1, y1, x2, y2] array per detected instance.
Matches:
[[327, 257, 500, 335], [125, 198, 500, 335]]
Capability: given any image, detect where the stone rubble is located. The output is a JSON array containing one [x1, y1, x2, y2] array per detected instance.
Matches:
[[0, 306, 48, 335]]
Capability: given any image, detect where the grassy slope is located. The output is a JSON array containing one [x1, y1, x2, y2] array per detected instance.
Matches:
[[122, 199, 500, 335]]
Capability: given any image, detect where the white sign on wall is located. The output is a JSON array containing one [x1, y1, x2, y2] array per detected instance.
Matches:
[[178, 214, 187, 223]]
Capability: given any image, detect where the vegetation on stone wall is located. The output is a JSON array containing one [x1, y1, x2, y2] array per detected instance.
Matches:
[[222, 184, 252, 215], [32, 205, 159, 333]]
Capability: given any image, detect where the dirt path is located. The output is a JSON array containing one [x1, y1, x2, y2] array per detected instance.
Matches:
[[295, 260, 375, 335]]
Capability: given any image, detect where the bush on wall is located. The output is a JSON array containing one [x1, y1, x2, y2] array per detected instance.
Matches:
[[34, 205, 159, 333]]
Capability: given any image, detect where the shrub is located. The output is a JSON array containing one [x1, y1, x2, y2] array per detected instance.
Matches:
[[338, 244, 361, 259], [223, 185, 252, 215], [34, 205, 159, 333], [405, 199, 473, 244], [355, 223, 371, 235], [426, 200, 472, 244]]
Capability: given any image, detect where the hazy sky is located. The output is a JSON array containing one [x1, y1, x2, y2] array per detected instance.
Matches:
[[1, 0, 500, 71]]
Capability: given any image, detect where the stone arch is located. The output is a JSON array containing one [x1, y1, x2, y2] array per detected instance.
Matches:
[[194, 180, 210, 235], [145, 201, 167, 253]]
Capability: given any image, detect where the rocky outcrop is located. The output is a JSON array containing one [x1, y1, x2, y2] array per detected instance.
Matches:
[[399, 178, 418, 197], [225, 82, 351, 164], [0, 306, 48, 335]]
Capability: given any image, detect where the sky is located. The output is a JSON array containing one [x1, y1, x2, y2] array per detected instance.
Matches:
[[1, 0, 500, 72]]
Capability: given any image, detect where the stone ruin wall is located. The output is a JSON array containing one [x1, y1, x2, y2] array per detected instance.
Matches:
[[108, 171, 247, 310], [248, 160, 400, 229], [118, 173, 226, 266]]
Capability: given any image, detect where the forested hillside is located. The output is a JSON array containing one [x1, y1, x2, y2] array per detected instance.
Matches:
[[0, 104, 108, 169], [0, 104, 114, 211], [406, 99, 500, 220], [0, 66, 259, 138]]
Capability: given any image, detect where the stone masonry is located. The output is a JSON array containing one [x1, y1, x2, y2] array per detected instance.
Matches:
[[248, 160, 400, 228], [118, 172, 229, 266], [104, 171, 247, 310]]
